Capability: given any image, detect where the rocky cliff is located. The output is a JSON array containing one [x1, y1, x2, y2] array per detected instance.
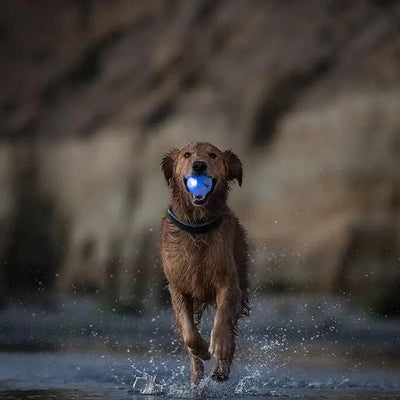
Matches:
[[1, 0, 399, 314]]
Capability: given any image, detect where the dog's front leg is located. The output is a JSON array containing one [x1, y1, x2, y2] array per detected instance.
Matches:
[[209, 285, 241, 381], [169, 286, 210, 385]]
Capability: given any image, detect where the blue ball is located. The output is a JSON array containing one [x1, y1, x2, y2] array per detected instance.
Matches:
[[185, 175, 213, 196]]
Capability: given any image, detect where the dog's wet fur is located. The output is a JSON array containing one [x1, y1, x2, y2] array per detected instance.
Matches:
[[160, 142, 249, 385]]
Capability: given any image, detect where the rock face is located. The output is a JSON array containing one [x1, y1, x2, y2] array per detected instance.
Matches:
[[1, 0, 400, 313]]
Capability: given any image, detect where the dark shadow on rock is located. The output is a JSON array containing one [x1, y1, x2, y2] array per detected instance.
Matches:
[[250, 55, 335, 148], [3, 144, 67, 299]]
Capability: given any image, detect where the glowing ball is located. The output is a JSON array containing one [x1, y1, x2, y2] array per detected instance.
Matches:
[[185, 175, 213, 197]]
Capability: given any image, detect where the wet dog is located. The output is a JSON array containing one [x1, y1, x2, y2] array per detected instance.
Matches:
[[160, 142, 249, 385]]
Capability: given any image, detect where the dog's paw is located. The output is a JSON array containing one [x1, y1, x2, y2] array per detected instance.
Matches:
[[211, 360, 230, 382], [209, 326, 233, 361]]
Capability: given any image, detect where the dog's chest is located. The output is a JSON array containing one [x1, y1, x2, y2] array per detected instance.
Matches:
[[163, 229, 233, 301]]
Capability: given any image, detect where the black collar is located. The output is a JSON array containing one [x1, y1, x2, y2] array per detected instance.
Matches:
[[167, 207, 223, 235]]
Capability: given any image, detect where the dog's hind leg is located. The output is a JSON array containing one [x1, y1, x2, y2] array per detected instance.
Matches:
[[169, 286, 211, 362], [190, 354, 204, 386], [186, 301, 207, 385]]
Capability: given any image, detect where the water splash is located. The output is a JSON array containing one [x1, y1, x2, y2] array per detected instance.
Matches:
[[130, 299, 400, 398], [234, 370, 264, 395], [131, 335, 400, 398], [131, 335, 286, 398]]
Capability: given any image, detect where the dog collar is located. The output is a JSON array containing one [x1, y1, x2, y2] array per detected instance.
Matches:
[[167, 207, 223, 235]]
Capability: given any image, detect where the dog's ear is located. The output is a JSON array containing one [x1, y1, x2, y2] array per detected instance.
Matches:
[[161, 148, 179, 185], [223, 150, 243, 186]]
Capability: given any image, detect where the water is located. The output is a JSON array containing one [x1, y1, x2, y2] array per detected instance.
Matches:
[[1, 295, 399, 399], [0, 352, 399, 399]]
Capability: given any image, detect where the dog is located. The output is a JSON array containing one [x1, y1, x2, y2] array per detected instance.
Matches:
[[160, 142, 249, 386]]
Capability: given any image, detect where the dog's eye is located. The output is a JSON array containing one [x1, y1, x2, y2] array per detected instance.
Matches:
[[209, 153, 217, 159], [184, 152, 191, 158]]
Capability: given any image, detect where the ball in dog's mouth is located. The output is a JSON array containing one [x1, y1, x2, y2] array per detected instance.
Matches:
[[184, 175, 216, 206]]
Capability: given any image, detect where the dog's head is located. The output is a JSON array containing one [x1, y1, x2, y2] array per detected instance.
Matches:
[[162, 142, 242, 208]]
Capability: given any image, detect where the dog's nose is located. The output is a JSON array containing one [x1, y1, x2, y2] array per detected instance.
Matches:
[[192, 161, 207, 174]]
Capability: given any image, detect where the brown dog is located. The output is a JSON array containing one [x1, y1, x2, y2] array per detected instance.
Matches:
[[160, 142, 249, 386]]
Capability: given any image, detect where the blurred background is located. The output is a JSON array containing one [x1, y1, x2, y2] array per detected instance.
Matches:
[[1, 0, 400, 319], [2, 3, 400, 397]]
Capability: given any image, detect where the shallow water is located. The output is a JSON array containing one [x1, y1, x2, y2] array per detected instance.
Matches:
[[1, 389, 400, 400], [0, 352, 399, 400], [1, 295, 399, 399]]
